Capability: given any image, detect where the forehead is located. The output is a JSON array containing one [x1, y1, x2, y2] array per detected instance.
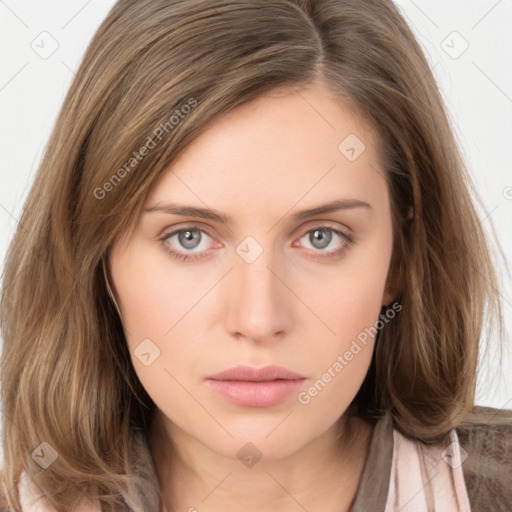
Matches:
[[145, 80, 387, 222]]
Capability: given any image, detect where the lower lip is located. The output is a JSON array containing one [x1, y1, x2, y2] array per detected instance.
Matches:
[[206, 378, 305, 407]]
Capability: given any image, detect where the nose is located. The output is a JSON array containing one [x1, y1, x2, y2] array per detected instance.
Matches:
[[224, 245, 293, 344]]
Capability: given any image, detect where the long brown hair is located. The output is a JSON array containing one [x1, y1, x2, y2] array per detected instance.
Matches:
[[0, 0, 505, 510]]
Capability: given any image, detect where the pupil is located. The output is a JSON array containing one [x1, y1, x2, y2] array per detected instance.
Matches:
[[180, 230, 200, 249], [312, 229, 331, 249]]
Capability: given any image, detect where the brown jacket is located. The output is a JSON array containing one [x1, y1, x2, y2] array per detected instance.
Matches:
[[455, 406, 512, 511], [349, 405, 512, 511]]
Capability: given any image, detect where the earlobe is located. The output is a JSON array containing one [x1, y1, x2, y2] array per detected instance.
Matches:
[[383, 207, 413, 306], [382, 290, 396, 308], [382, 252, 402, 307]]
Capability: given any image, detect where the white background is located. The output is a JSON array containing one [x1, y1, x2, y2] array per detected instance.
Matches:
[[1, 0, 511, 463]]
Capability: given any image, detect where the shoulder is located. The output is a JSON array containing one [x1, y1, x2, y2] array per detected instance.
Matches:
[[0, 428, 157, 512], [456, 405, 512, 511], [16, 470, 58, 512], [14, 469, 102, 512]]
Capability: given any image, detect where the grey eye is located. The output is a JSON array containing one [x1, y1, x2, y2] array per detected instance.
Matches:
[[309, 228, 332, 250], [178, 229, 202, 249]]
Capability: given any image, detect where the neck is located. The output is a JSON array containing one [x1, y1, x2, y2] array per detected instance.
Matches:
[[149, 410, 373, 512]]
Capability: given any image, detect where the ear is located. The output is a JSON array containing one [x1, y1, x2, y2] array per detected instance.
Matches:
[[382, 206, 412, 306], [382, 248, 402, 307]]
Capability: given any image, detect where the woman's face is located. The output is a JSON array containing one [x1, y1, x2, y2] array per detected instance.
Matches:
[[109, 78, 395, 461]]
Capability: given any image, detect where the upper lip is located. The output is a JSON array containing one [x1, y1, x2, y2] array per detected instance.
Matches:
[[207, 365, 306, 382]]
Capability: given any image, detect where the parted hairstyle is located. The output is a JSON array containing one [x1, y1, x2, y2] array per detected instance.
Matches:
[[0, 0, 506, 510]]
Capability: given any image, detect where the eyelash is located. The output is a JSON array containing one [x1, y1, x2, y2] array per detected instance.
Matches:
[[158, 224, 355, 262]]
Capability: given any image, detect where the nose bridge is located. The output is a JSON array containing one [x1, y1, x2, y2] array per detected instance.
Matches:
[[225, 236, 291, 342]]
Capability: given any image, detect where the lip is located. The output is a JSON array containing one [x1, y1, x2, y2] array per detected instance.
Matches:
[[207, 364, 306, 382], [206, 365, 306, 407]]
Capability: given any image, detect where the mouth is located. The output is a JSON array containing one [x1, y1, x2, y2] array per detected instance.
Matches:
[[205, 365, 306, 407]]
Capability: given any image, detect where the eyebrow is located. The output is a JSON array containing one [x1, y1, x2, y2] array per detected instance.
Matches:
[[144, 199, 372, 224]]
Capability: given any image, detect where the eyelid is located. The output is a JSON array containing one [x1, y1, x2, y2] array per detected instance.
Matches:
[[158, 220, 351, 244], [155, 221, 217, 240], [295, 220, 352, 238]]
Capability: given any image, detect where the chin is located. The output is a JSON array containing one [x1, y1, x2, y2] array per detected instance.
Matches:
[[202, 417, 322, 463]]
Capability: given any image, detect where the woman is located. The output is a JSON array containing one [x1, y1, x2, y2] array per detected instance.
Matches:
[[1, 1, 511, 511]]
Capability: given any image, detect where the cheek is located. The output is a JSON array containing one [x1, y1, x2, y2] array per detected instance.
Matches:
[[308, 228, 392, 345], [109, 245, 204, 424], [110, 238, 203, 341], [295, 262, 390, 417], [109, 239, 213, 391], [300, 226, 392, 383]]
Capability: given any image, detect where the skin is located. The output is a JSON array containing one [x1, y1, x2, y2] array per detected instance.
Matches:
[[109, 78, 396, 512]]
